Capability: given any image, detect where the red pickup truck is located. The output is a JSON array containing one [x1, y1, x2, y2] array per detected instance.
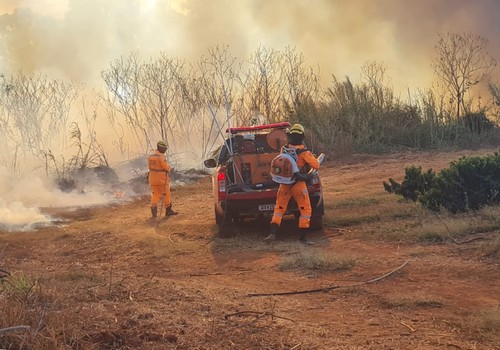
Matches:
[[203, 122, 324, 236]]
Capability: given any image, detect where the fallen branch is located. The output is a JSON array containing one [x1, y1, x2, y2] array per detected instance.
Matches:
[[400, 320, 415, 332], [189, 268, 255, 277], [247, 260, 410, 297], [319, 233, 344, 241], [189, 272, 223, 277], [364, 260, 410, 284], [224, 311, 295, 323], [0, 326, 31, 335], [451, 235, 490, 245], [247, 284, 340, 297]]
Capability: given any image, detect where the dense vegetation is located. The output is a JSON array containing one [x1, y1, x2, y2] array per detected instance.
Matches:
[[384, 152, 500, 213]]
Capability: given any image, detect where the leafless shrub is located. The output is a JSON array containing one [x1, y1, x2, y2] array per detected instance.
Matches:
[[101, 51, 193, 156], [432, 32, 496, 118], [0, 71, 78, 166]]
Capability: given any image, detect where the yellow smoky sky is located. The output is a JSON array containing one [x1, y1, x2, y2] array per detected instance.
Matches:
[[0, 0, 499, 92]]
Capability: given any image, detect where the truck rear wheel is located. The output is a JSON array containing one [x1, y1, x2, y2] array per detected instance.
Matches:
[[217, 224, 232, 238], [215, 208, 233, 237], [309, 215, 323, 230], [215, 208, 224, 225]]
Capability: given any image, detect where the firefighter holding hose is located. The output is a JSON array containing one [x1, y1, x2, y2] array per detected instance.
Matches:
[[148, 140, 178, 219]]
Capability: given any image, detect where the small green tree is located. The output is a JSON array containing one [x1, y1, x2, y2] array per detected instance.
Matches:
[[384, 152, 500, 213]]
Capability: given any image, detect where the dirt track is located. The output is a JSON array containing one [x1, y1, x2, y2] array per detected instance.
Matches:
[[1, 148, 500, 349]]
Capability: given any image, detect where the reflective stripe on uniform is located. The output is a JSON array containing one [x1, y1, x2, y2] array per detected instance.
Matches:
[[150, 169, 167, 172]]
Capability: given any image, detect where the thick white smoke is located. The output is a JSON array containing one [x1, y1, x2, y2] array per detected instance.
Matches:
[[0, 166, 137, 232], [0, 198, 48, 231]]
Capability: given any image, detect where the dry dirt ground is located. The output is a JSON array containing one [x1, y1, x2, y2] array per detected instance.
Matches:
[[1, 148, 500, 350]]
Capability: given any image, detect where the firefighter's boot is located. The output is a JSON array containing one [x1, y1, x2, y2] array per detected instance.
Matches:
[[299, 228, 314, 245], [165, 205, 178, 217], [151, 206, 158, 219], [263, 223, 279, 243]]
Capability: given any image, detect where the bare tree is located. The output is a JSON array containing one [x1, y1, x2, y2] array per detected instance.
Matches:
[[361, 61, 393, 112], [237, 46, 322, 126], [101, 52, 149, 154], [140, 54, 188, 147], [101, 52, 189, 155], [241, 46, 287, 123], [0, 71, 78, 151], [432, 32, 496, 118], [281, 46, 321, 119], [0, 71, 78, 172], [197, 45, 243, 156], [100, 46, 322, 164]]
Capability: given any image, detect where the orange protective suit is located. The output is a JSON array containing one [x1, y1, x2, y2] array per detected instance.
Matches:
[[270, 144, 320, 229], [148, 150, 171, 209]]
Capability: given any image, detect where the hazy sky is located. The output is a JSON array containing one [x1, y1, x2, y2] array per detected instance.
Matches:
[[0, 0, 499, 91]]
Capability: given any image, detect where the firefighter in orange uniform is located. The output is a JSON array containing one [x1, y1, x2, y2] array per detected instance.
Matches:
[[148, 140, 178, 219], [264, 124, 320, 244]]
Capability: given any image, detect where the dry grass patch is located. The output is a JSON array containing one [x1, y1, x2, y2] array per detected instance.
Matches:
[[344, 201, 500, 246], [278, 250, 356, 271], [480, 234, 500, 258], [53, 271, 104, 283], [0, 271, 92, 349], [1, 271, 38, 297], [327, 213, 381, 228], [479, 307, 500, 333], [325, 198, 417, 230], [211, 235, 270, 252], [381, 292, 444, 309], [137, 235, 179, 257], [327, 197, 381, 210], [211, 235, 305, 254], [451, 307, 500, 345]]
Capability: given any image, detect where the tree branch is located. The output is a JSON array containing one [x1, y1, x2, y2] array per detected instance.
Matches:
[[0, 326, 31, 335], [247, 260, 410, 297]]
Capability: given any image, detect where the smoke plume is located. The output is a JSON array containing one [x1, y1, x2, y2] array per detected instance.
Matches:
[[1, 0, 499, 90]]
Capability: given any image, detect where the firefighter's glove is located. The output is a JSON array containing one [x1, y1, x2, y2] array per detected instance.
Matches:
[[293, 172, 308, 182], [305, 172, 315, 181]]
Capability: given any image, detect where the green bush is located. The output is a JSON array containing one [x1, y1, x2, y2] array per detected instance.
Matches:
[[384, 152, 500, 213]]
